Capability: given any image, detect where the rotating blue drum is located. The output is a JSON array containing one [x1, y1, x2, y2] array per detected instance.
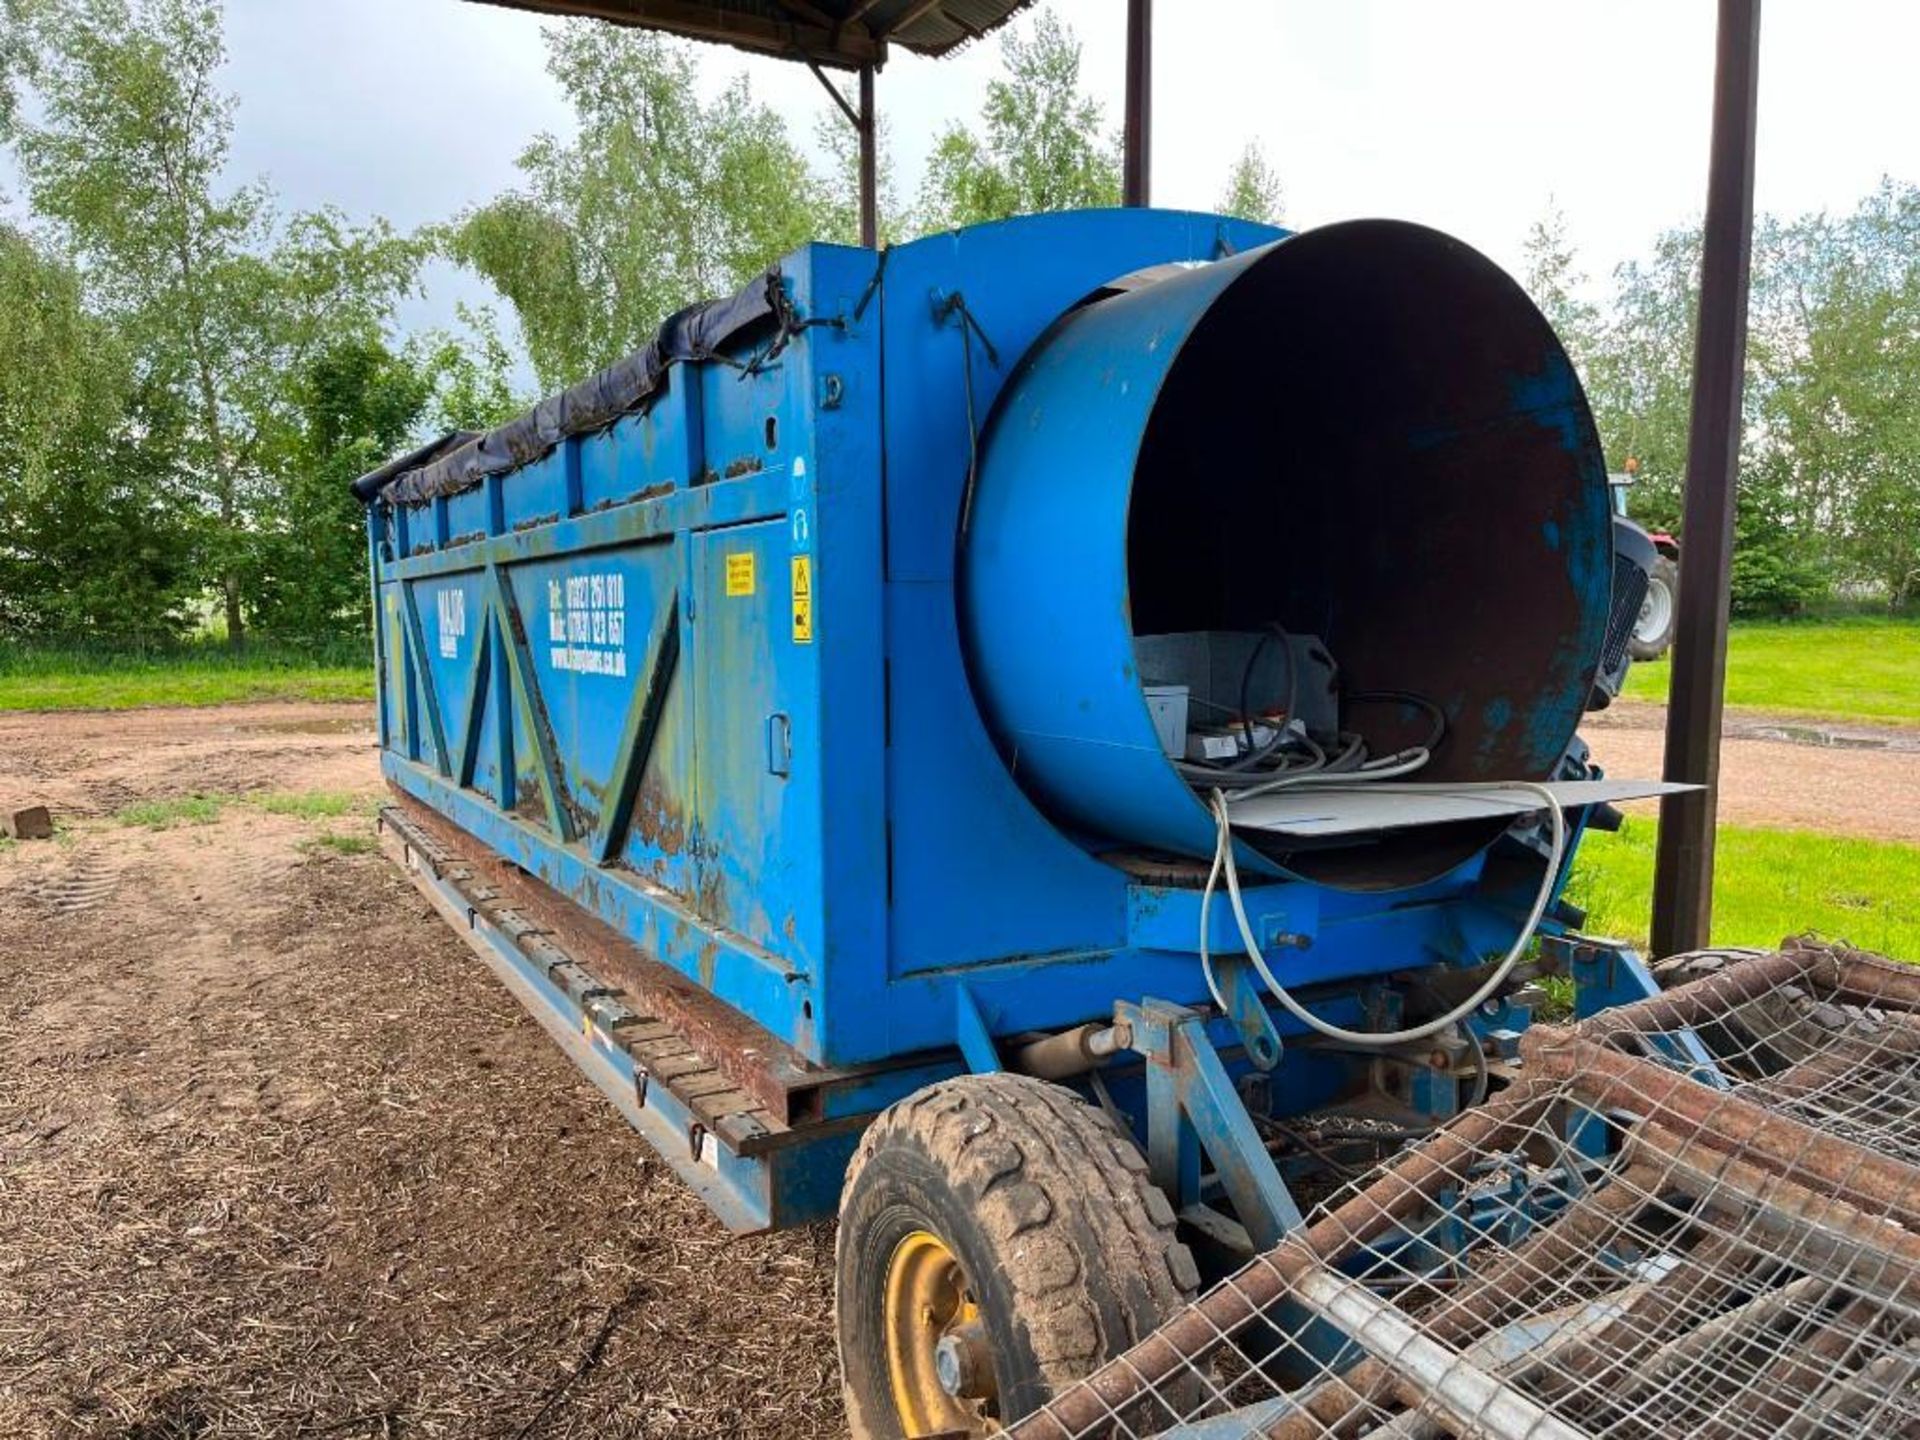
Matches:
[[958, 220, 1615, 886]]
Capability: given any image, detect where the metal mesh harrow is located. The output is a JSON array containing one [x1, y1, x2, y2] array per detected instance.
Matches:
[[1007, 941, 1920, 1440]]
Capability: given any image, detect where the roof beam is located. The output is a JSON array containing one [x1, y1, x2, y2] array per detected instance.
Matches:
[[873, 0, 945, 41], [468, 0, 884, 67], [772, 0, 839, 29]]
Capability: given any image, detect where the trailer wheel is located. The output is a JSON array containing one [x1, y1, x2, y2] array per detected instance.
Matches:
[[836, 1073, 1198, 1438], [1629, 554, 1679, 661]]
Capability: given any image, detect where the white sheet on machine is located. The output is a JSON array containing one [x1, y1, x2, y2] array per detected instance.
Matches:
[[1226, 778, 1699, 839]]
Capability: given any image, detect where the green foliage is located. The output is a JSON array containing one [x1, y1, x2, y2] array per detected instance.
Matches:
[[447, 22, 826, 392], [8, 0, 425, 646], [421, 305, 524, 434], [1622, 615, 1920, 725], [246, 336, 428, 640], [0, 0, 35, 141], [1555, 180, 1920, 618], [1752, 181, 1920, 608], [1568, 818, 1920, 961], [1523, 201, 1601, 370], [1727, 540, 1826, 619], [815, 107, 903, 246], [1216, 143, 1284, 226], [915, 10, 1120, 232], [304, 830, 376, 857], [116, 794, 228, 827], [1568, 222, 1697, 527], [0, 223, 199, 638], [254, 791, 365, 819]]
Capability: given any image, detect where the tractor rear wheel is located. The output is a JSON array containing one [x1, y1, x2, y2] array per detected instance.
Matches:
[[836, 1073, 1198, 1438], [1630, 554, 1679, 661]]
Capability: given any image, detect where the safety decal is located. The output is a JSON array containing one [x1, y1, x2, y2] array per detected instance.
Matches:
[[791, 555, 814, 643], [726, 552, 756, 597]]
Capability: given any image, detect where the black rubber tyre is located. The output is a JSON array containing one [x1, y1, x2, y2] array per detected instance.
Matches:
[[836, 1073, 1199, 1439], [1629, 554, 1679, 661]]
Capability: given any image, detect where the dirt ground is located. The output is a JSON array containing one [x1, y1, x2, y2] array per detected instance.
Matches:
[[0, 703, 841, 1439], [1, 699, 1915, 1439]]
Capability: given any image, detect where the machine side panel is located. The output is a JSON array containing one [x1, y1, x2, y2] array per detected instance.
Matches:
[[800, 249, 892, 1064], [690, 518, 816, 966], [878, 210, 1286, 977], [367, 247, 892, 1063]]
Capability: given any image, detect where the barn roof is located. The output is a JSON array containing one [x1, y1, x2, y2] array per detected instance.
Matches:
[[463, 1, 1037, 69]]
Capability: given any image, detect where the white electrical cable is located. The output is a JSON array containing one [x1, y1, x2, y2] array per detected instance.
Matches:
[[1233, 745, 1434, 800], [1195, 750, 1432, 1015], [1198, 775, 1567, 1048]]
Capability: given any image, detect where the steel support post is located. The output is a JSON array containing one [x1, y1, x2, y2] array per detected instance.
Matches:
[[1122, 0, 1151, 205], [1125, 999, 1304, 1252], [857, 63, 877, 247], [805, 58, 878, 248], [1651, 0, 1762, 957]]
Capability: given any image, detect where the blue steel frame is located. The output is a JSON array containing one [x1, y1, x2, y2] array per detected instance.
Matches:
[[365, 208, 1625, 1243]]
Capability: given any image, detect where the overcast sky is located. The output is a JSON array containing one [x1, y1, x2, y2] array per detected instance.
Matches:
[[12, 1, 1920, 371]]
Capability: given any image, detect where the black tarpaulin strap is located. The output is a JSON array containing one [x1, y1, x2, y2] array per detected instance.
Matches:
[[354, 267, 788, 508]]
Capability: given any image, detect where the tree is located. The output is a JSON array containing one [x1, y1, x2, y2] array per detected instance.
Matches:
[[1216, 143, 1284, 226], [247, 309, 522, 641], [448, 22, 827, 393], [915, 9, 1121, 232], [815, 107, 902, 247], [0, 0, 33, 143], [1522, 201, 1602, 374], [1750, 181, 1920, 607], [1575, 185, 1920, 616], [248, 338, 429, 640], [0, 222, 198, 639], [1580, 224, 1700, 531], [420, 304, 525, 437], [11, 0, 422, 644]]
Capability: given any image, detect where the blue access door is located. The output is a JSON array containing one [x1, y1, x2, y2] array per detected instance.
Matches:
[[690, 519, 818, 979]]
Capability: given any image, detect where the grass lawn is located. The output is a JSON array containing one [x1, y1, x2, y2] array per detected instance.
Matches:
[[0, 641, 373, 710], [1624, 614, 1920, 726], [1568, 817, 1920, 960], [111, 791, 375, 829]]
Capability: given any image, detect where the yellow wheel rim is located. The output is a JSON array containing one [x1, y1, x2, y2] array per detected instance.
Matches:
[[883, 1229, 997, 1436]]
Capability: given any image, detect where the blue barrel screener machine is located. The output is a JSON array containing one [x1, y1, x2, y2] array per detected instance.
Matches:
[[355, 211, 1920, 1438]]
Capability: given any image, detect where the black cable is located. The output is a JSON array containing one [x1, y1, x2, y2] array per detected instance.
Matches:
[[1228, 621, 1300, 770], [1462, 1024, 1490, 1109], [1344, 689, 1448, 753], [945, 292, 1000, 547], [1177, 621, 1306, 782], [1170, 635, 1449, 796]]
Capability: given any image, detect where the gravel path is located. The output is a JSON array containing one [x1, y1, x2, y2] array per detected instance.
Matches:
[[1581, 700, 1920, 844]]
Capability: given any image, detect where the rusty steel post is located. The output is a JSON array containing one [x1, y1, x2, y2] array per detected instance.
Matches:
[[1651, 0, 1763, 957], [1123, 0, 1151, 205], [1573, 945, 1812, 1042], [857, 63, 878, 247], [1524, 1035, 1920, 1232]]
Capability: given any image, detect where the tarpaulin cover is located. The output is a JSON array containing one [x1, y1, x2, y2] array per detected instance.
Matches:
[[353, 267, 787, 508]]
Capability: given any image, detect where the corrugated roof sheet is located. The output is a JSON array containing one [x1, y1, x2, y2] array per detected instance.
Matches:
[[463, 1, 1036, 68]]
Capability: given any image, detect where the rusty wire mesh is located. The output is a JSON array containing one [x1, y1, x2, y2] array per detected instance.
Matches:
[[1007, 941, 1920, 1440]]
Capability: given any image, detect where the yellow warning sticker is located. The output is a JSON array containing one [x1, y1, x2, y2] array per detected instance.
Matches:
[[791, 555, 814, 643], [725, 551, 756, 597]]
